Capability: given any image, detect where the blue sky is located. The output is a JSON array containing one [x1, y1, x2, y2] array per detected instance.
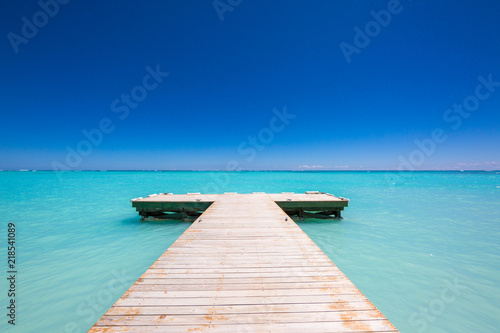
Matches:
[[1, 0, 499, 170]]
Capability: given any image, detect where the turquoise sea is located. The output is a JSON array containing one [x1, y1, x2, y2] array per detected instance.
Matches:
[[1, 171, 499, 332]]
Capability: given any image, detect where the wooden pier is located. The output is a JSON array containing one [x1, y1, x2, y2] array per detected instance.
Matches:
[[89, 192, 398, 332]]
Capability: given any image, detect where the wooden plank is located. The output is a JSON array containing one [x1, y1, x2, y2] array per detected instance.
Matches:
[[91, 322, 397, 333], [146, 262, 339, 274], [95, 309, 388, 325], [90, 193, 397, 332], [139, 272, 345, 279], [120, 287, 362, 298], [135, 275, 348, 284], [113, 294, 371, 307], [105, 301, 378, 315], [129, 282, 354, 291]]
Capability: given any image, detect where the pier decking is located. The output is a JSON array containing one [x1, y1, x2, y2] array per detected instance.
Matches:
[[90, 192, 397, 332]]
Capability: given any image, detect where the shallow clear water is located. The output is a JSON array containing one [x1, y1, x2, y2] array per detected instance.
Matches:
[[1, 171, 499, 332]]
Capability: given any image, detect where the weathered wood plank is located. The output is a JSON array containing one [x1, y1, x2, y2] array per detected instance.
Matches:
[[135, 275, 348, 284], [121, 286, 363, 299], [105, 301, 378, 316], [129, 281, 354, 291], [114, 294, 371, 307], [96, 309, 388, 325], [90, 322, 397, 333]]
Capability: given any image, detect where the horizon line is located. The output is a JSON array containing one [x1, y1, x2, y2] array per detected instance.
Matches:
[[2, 169, 499, 172]]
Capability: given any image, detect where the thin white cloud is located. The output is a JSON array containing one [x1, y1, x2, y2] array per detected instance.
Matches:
[[298, 165, 331, 169], [457, 163, 482, 166], [298, 165, 351, 169], [456, 161, 499, 169]]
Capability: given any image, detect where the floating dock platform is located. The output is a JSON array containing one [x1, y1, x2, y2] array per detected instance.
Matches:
[[90, 192, 397, 332], [131, 191, 349, 221]]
